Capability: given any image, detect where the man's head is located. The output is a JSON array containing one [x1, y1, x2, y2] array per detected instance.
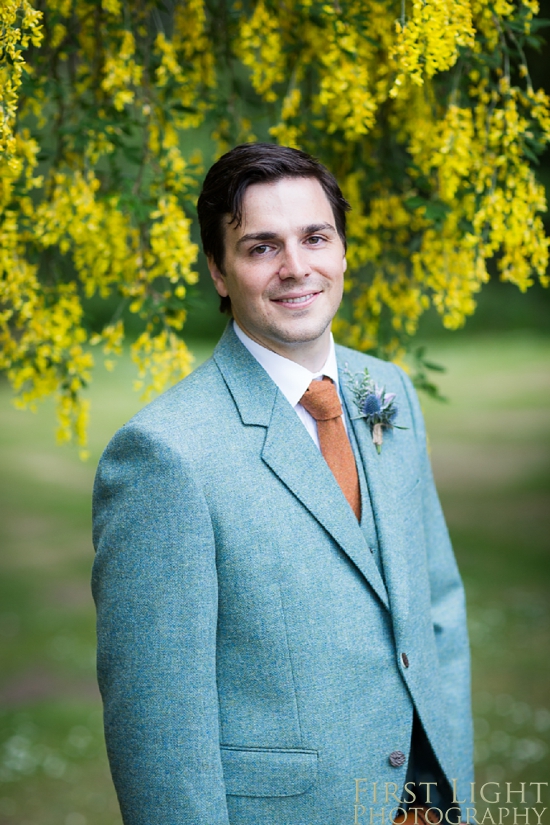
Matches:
[[197, 143, 350, 301], [197, 143, 350, 369]]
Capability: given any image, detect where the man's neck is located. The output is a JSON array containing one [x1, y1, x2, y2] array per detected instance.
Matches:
[[232, 320, 332, 372]]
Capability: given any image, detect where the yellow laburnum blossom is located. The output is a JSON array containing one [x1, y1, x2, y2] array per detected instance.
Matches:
[[0, 1, 43, 166], [32, 170, 140, 299], [1, 0, 548, 453], [155, 33, 186, 86], [155, 1, 216, 128], [101, 30, 143, 111], [90, 320, 125, 371], [146, 195, 199, 288], [317, 37, 378, 139], [0, 223, 93, 454], [131, 328, 194, 401], [238, 1, 286, 102], [102, 0, 122, 16]]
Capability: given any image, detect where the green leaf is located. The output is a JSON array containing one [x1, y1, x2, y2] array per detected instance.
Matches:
[[422, 360, 446, 373]]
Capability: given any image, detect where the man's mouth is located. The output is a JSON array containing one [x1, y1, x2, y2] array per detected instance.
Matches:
[[272, 292, 320, 306]]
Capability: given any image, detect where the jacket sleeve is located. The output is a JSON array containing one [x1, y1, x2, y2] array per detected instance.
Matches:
[[397, 366, 475, 791], [92, 424, 231, 825]]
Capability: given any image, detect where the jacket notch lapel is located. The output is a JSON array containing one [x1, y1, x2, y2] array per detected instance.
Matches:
[[213, 324, 276, 427], [262, 392, 389, 610]]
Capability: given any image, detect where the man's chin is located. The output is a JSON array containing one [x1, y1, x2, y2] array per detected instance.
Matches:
[[261, 320, 334, 350], [232, 309, 336, 354]]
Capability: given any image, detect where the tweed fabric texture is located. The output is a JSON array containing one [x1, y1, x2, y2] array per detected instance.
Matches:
[[92, 322, 474, 825], [300, 377, 361, 519], [346, 405, 384, 573]]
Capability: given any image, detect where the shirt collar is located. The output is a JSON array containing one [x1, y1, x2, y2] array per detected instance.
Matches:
[[233, 320, 341, 409]]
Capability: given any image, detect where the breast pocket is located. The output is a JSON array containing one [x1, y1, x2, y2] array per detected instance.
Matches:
[[396, 475, 422, 526], [220, 746, 319, 797], [399, 475, 421, 503]]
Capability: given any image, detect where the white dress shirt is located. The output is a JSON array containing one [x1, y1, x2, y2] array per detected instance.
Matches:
[[233, 321, 347, 450]]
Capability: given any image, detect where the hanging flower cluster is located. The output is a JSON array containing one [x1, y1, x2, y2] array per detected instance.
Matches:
[[1, 0, 548, 452], [0, 0, 207, 455]]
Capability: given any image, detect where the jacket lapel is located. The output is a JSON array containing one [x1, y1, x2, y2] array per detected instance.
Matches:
[[338, 355, 411, 635], [213, 325, 389, 611], [262, 393, 389, 610]]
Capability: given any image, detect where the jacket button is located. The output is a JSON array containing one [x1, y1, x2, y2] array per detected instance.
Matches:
[[389, 751, 406, 767], [401, 652, 409, 668]]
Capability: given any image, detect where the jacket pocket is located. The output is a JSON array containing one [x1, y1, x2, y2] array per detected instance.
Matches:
[[220, 745, 318, 797], [399, 475, 421, 503]]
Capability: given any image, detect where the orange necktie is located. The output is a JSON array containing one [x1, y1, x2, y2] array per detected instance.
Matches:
[[300, 377, 361, 521]]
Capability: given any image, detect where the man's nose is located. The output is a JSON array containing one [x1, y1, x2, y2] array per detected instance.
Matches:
[[278, 243, 310, 278]]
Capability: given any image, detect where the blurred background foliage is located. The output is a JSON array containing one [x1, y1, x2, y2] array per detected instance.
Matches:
[[0, 0, 549, 455]]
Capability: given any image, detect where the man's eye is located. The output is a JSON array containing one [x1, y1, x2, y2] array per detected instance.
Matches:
[[306, 235, 323, 245], [251, 244, 270, 255]]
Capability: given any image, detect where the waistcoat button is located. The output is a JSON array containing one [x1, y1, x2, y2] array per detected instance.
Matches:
[[389, 750, 406, 767]]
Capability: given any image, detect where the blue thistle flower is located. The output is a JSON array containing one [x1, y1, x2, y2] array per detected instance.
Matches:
[[362, 393, 382, 418]]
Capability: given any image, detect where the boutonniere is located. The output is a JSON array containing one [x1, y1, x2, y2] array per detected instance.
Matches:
[[344, 365, 405, 454]]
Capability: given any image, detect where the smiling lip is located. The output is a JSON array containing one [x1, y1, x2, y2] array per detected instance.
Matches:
[[271, 292, 320, 308]]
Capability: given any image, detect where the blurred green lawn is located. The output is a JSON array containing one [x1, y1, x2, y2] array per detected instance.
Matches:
[[0, 331, 549, 825]]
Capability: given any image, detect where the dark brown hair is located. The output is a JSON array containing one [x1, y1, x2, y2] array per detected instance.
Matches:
[[197, 143, 350, 314]]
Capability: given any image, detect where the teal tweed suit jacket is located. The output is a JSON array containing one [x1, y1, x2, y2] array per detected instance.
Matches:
[[92, 323, 474, 825]]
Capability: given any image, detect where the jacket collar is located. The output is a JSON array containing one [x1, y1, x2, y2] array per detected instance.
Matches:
[[213, 323, 276, 427]]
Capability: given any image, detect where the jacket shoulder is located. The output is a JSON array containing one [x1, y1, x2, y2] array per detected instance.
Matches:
[[129, 356, 223, 426], [98, 355, 234, 463]]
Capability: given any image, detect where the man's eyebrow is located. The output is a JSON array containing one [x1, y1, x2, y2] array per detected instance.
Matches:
[[236, 223, 336, 247], [301, 222, 336, 235], [236, 231, 278, 247]]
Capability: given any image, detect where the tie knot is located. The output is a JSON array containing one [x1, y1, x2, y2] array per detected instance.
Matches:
[[299, 377, 343, 421]]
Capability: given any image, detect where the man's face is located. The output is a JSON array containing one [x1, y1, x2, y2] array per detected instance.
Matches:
[[208, 176, 347, 369]]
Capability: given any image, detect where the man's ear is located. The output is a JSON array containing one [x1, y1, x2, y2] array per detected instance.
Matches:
[[343, 254, 347, 274], [207, 256, 229, 298]]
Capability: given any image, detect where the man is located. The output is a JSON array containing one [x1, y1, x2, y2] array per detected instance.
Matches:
[[92, 143, 474, 825]]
